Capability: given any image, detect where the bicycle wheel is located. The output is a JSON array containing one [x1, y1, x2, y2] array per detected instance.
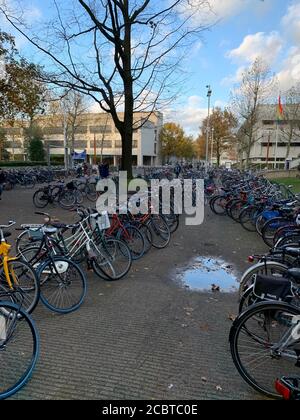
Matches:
[[146, 215, 170, 249], [58, 190, 76, 209], [211, 196, 228, 215], [0, 302, 39, 400], [117, 225, 145, 260], [138, 223, 153, 254], [75, 190, 84, 205], [0, 260, 40, 315], [239, 262, 288, 299], [164, 214, 180, 234], [33, 190, 49, 209], [229, 200, 245, 221], [230, 301, 300, 399], [262, 218, 294, 248], [16, 231, 44, 256], [91, 238, 132, 281], [239, 206, 259, 232], [86, 183, 97, 202], [38, 257, 87, 314]]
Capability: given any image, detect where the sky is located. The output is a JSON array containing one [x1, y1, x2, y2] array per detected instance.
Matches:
[[1, 0, 300, 137]]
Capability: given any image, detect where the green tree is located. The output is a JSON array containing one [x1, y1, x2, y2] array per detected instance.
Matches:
[[201, 108, 237, 166], [160, 122, 195, 161], [0, 128, 10, 161], [0, 31, 46, 124], [24, 125, 45, 161]]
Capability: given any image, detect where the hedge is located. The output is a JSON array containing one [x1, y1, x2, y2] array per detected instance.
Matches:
[[0, 161, 62, 168]]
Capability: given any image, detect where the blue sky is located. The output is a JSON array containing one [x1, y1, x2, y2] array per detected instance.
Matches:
[[1, 0, 300, 136]]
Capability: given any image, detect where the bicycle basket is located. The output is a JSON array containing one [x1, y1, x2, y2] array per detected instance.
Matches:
[[97, 211, 111, 231], [253, 274, 294, 302], [29, 229, 44, 241]]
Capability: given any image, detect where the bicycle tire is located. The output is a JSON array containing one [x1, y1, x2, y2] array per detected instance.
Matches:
[[33, 190, 49, 209], [230, 301, 300, 399], [38, 257, 87, 314], [0, 301, 39, 400], [0, 259, 40, 314]]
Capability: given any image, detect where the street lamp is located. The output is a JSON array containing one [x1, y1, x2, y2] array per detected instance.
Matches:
[[210, 127, 215, 164], [205, 85, 212, 170]]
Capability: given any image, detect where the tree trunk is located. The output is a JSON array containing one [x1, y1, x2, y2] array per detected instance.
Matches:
[[121, 9, 134, 180]]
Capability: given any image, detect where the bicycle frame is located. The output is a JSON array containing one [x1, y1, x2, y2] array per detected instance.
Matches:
[[0, 227, 18, 290]]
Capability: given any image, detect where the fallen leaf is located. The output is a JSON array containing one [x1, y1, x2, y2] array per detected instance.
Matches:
[[168, 384, 174, 390], [201, 377, 207, 383], [216, 385, 223, 392], [228, 314, 236, 322]]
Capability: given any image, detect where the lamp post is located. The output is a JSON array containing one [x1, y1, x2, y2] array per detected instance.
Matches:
[[210, 127, 215, 164], [205, 85, 212, 171]]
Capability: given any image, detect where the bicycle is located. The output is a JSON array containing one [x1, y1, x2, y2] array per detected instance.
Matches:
[[33, 182, 78, 209], [0, 222, 40, 314], [230, 300, 300, 399], [0, 291, 39, 399], [16, 218, 87, 314], [19, 210, 132, 282]]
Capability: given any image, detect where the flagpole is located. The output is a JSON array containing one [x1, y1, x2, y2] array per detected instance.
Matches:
[[274, 92, 283, 170], [274, 122, 279, 170]]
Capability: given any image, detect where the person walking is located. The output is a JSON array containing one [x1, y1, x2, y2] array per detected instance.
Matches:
[[174, 162, 181, 179], [99, 160, 110, 179]]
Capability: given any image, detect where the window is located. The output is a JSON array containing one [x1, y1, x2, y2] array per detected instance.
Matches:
[[5, 128, 22, 135], [96, 140, 112, 148], [74, 126, 88, 134], [44, 127, 64, 135], [90, 125, 112, 134], [74, 141, 88, 148]]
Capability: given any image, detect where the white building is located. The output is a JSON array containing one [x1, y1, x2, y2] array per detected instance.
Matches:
[[2, 111, 163, 167], [239, 105, 300, 168]]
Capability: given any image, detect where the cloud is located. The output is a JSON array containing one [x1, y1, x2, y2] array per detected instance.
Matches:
[[227, 31, 283, 66], [221, 66, 246, 86], [182, 0, 273, 24], [0, 0, 42, 48], [277, 46, 300, 91], [282, 2, 300, 44], [164, 96, 209, 137]]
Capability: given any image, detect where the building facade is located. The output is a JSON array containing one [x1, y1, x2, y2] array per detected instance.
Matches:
[[2, 111, 163, 166], [239, 105, 300, 168]]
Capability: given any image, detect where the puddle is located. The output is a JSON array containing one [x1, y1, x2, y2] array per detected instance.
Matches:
[[177, 257, 238, 293]]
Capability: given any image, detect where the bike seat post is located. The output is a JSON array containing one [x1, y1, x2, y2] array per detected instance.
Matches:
[[0, 228, 5, 243]]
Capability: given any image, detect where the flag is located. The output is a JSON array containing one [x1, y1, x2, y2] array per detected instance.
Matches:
[[277, 95, 284, 120]]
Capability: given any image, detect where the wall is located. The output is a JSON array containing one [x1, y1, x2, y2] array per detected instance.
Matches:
[[263, 169, 298, 179]]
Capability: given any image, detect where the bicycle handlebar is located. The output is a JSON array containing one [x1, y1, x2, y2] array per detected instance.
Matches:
[[0, 221, 16, 229]]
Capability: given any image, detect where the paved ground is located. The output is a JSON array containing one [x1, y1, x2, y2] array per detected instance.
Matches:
[[0, 187, 269, 400]]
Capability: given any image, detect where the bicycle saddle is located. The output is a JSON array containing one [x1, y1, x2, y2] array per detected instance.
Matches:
[[287, 268, 300, 284], [285, 248, 300, 257]]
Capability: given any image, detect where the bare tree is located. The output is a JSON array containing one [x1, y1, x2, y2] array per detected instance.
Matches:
[[280, 84, 300, 160], [1, 0, 211, 178], [231, 58, 275, 169]]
